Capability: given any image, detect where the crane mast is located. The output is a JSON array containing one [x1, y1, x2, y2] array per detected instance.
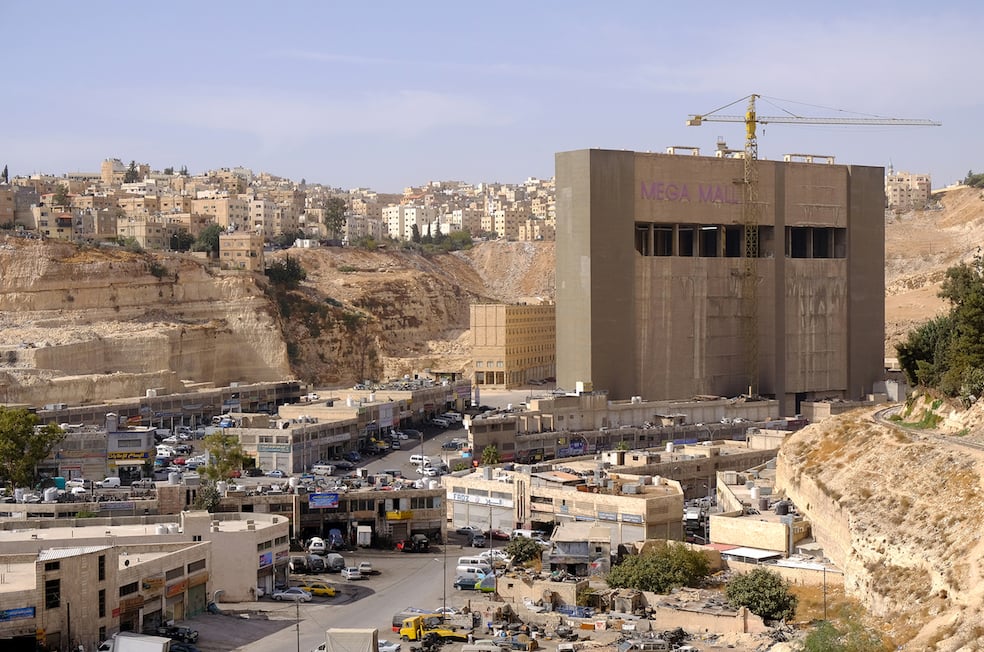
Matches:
[[687, 94, 940, 397]]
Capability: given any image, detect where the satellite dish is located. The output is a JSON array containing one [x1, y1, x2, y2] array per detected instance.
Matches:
[[124, 559, 130, 567]]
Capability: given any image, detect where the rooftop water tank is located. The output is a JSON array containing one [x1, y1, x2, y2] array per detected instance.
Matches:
[[156, 524, 167, 535], [750, 486, 760, 500], [168, 472, 181, 485], [43, 487, 59, 502], [288, 476, 300, 489], [775, 501, 790, 516], [167, 523, 179, 534], [216, 481, 228, 494], [758, 497, 770, 511], [665, 442, 674, 453]]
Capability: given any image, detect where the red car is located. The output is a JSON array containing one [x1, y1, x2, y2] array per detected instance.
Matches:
[[485, 529, 511, 540]]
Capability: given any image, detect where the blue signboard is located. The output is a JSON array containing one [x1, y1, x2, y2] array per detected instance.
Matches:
[[0, 606, 35, 622], [308, 493, 340, 509]]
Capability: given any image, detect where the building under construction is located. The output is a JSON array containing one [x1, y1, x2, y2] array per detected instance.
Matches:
[[555, 148, 885, 415]]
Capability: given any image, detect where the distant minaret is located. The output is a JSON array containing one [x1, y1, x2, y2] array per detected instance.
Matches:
[[887, 160, 895, 177]]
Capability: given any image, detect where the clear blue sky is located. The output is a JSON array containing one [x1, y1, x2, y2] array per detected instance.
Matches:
[[3, 1, 980, 192]]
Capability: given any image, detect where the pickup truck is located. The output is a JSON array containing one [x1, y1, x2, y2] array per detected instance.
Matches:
[[358, 561, 378, 576]]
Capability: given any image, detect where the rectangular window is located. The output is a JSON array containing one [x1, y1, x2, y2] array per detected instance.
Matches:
[[165, 566, 183, 581], [119, 582, 138, 597], [187, 559, 206, 574], [98, 555, 105, 581], [45, 579, 61, 609], [99, 589, 106, 618], [44, 561, 60, 572]]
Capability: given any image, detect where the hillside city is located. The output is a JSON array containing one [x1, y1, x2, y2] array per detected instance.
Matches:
[[0, 154, 977, 652]]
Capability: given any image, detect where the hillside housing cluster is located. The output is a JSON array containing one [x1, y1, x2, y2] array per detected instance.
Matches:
[[0, 159, 557, 256]]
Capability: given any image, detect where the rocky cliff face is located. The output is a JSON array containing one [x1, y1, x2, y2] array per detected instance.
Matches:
[[777, 406, 984, 650], [0, 237, 556, 401], [0, 237, 290, 404]]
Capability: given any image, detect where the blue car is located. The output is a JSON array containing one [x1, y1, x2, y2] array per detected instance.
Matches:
[[344, 451, 362, 463]]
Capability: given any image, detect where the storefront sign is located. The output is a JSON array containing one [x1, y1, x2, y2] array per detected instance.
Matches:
[[449, 493, 513, 508], [258, 552, 273, 568], [120, 595, 145, 611], [141, 576, 165, 592], [275, 550, 290, 563], [258, 444, 291, 453], [101, 501, 136, 511], [0, 607, 35, 622], [165, 580, 187, 598], [109, 452, 150, 460], [308, 493, 339, 509], [597, 511, 618, 521], [188, 572, 209, 588], [621, 513, 643, 524]]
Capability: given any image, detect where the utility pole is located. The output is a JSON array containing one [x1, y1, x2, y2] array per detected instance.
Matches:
[[295, 599, 301, 652]]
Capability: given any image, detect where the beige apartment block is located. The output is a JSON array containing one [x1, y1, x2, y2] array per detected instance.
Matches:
[[118, 194, 161, 218], [101, 158, 126, 185], [118, 215, 166, 250], [555, 149, 885, 414], [471, 303, 556, 388], [159, 194, 193, 214], [1, 185, 16, 225], [885, 168, 931, 211], [517, 217, 555, 242], [219, 231, 264, 272], [192, 196, 250, 231]]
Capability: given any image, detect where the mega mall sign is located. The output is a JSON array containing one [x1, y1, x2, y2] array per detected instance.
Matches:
[[640, 181, 740, 204]]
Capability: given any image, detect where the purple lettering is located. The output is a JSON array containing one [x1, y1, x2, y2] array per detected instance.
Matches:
[[666, 184, 679, 201], [699, 184, 714, 202]]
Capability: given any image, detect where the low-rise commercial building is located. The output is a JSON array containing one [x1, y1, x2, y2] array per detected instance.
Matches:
[[0, 511, 288, 650]]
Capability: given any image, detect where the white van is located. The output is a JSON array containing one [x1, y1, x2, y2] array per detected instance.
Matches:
[[457, 555, 488, 567], [511, 529, 547, 541], [455, 564, 492, 578], [409, 454, 431, 466], [311, 464, 335, 477]]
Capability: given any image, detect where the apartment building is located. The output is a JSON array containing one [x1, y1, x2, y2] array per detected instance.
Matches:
[[101, 158, 126, 185], [218, 231, 264, 272], [382, 204, 404, 240], [517, 217, 555, 242], [159, 194, 193, 214], [250, 197, 279, 239], [192, 196, 250, 231], [117, 215, 167, 250], [885, 168, 932, 211], [471, 303, 556, 388], [0, 185, 16, 226], [118, 195, 161, 218]]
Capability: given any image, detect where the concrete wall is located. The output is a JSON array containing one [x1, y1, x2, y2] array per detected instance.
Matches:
[[726, 559, 845, 588]]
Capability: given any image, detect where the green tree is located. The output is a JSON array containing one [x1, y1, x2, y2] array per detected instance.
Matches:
[[0, 407, 65, 488], [726, 567, 797, 622], [199, 432, 250, 481], [321, 196, 347, 239], [504, 536, 544, 565], [163, 166, 175, 176], [124, 160, 140, 183], [193, 479, 222, 512], [481, 444, 500, 465], [411, 224, 422, 244], [607, 541, 710, 593], [179, 165, 189, 176], [169, 229, 195, 252], [192, 223, 223, 255], [265, 255, 307, 288], [2, 164, 8, 184], [52, 184, 70, 207]]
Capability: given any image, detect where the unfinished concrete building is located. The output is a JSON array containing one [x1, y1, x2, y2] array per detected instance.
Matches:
[[555, 149, 885, 415]]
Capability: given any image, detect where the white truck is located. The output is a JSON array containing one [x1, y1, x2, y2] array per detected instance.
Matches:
[[98, 632, 172, 652], [324, 628, 378, 652]]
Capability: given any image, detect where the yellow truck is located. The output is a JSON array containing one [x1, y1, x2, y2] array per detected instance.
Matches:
[[399, 615, 469, 643]]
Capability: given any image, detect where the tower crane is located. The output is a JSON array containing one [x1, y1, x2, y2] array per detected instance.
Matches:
[[686, 94, 940, 397]]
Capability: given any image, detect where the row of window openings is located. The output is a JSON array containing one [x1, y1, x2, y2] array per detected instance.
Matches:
[[634, 224, 847, 259]]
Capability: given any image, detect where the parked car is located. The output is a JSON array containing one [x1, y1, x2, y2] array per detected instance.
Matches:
[[153, 625, 199, 644], [341, 566, 364, 580], [456, 525, 482, 536], [430, 417, 451, 428], [402, 429, 422, 439], [245, 467, 265, 477], [266, 469, 285, 478], [378, 640, 402, 652], [453, 575, 480, 590], [469, 534, 487, 548], [272, 587, 312, 602], [296, 581, 336, 597], [485, 529, 511, 540], [419, 466, 440, 477], [344, 451, 362, 463], [170, 643, 202, 652]]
